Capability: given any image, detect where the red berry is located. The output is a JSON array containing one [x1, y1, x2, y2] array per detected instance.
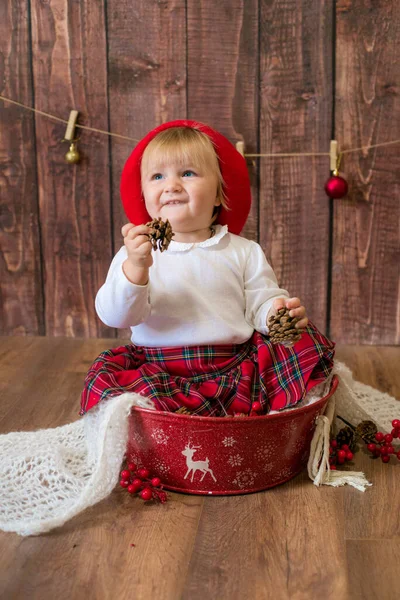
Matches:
[[120, 480, 129, 488], [252, 401, 262, 413], [331, 440, 338, 448], [140, 488, 153, 501], [346, 451, 353, 461], [387, 445, 395, 454], [128, 462, 136, 471], [131, 478, 142, 488], [367, 443, 376, 453], [120, 470, 130, 480], [341, 444, 349, 452], [380, 446, 389, 455], [337, 450, 346, 460], [330, 465, 337, 470], [337, 456, 345, 465], [127, 483, 141, 494], [375, 432, 384, 442], [151, 477, 161, 487], [137, 468, 150, 479], [381, 455, 390, 464], [384, 434, 393, 444], [158, 491, 168, 503], [373, 449, 381, 458], [391, 428, 399, 439], [329, 458, 336, 465], [392, 419, 400, 428]]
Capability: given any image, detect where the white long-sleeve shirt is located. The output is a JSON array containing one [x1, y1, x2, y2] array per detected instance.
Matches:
[[95, 225, 290, 347]]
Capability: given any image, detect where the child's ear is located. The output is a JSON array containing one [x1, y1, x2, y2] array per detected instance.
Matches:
[[214, 196, 222, 206]]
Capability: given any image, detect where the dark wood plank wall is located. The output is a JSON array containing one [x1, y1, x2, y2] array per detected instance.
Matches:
[[0, 0, 44, 335], [259, 0, 333, 335], [0, 0, 399, 344], [332, 0, 400, 345], [30, 0, 112, 338]]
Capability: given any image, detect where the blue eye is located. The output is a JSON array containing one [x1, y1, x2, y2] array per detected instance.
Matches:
[[183, 170, 196, 177], [152, 173, 163, 180]]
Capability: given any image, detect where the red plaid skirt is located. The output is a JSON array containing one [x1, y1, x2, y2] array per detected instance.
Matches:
[[79, 321, 335, 417]]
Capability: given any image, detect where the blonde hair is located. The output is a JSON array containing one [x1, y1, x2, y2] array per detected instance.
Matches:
[[140, 127, 229, 212]]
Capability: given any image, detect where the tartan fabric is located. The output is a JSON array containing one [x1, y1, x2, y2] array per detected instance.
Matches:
[[79, 321, 335, 417]]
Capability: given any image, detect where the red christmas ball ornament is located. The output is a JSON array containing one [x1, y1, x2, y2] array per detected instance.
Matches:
[[324, 151, 348, 199], [324, 175, 348, 199]]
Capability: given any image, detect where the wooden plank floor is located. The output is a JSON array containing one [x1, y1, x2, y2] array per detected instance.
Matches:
[[0, 337, 399, 600]]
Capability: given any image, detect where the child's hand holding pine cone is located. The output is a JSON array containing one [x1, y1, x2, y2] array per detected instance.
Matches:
[[267, 297, 308, 346]]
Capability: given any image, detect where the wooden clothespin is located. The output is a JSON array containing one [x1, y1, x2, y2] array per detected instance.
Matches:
[[64, 110, 80, 164], [330, 140, 338, 173], [235, 140, 245, 157], [64, 110, 79, 141]]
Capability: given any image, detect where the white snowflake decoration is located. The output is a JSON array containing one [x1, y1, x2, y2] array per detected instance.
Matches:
[[151, 428, 170, 445], [255, 443, 275, 462], [153, 459, 170, 475], [222, 436, 236, 447], [227, 454, 243, 467], [232, 468, 258, 489], [286, 421, 300, 435], [276, 466, 294, 480], [261, 462, 275, 474], [132, 431, 144, 445]]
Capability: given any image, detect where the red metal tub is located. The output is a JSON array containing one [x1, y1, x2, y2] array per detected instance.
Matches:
[[126, 375, 338, 495]]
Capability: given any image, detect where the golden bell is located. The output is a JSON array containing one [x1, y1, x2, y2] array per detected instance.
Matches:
[[65, 142, 80, 164]]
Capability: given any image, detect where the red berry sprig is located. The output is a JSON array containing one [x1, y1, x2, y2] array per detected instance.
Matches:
[[119, 456, 168, 503], [366, 419, 400, 464], [328, 439, 354, 470]]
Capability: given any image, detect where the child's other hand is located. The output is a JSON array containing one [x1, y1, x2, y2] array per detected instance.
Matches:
[[121, 222, 154, 270], [268, 297, 309, 330]]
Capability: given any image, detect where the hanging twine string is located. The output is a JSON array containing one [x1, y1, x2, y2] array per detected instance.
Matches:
[[0, 95, 141, 143], [1, 94, 400, 156]]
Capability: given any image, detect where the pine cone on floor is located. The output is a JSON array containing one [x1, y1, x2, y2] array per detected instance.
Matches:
[[336, 426, 356, 451], [145, 217, 175, 252], [267, 307, 305, 345], [355, 420, 378, 444]]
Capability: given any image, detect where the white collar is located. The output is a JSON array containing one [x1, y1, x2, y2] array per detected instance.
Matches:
[[166, 224, 229, 252]]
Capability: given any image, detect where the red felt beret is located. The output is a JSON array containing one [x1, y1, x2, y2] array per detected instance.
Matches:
[[120, 120, 251, 235]]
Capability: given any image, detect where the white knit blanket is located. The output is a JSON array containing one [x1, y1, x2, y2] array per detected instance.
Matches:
[[0, 361, 398, 537]]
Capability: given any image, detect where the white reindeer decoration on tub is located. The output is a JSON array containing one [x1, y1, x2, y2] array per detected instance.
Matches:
[[182, 443, 217, 483]]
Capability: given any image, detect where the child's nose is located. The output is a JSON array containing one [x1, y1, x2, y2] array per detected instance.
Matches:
[[164, 176, 182, 192]]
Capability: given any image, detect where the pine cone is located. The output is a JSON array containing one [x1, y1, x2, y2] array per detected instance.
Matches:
[[336, 426, 356, 451], [267, 307, 305, 345], [355, 420, 378, 444], [145, 218, 175, 252]]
